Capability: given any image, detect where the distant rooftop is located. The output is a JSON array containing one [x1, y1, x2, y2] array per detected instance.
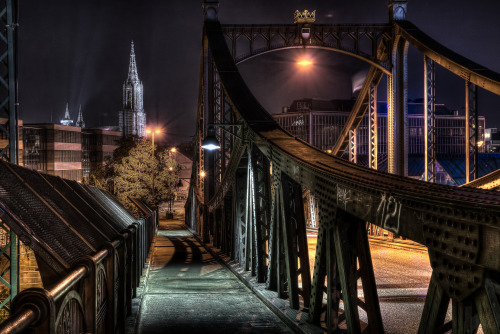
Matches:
[[284, 98, 460, 116]]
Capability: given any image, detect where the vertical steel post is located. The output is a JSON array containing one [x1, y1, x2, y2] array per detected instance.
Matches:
[[0, 0, 19, 316], [424, 56, 436, 182], [348, 129, 357, 164], [389, 38, 409, 176], [465, 81, 478, 183], [387, 74, 394, 174], [368, 83, 378, 170]]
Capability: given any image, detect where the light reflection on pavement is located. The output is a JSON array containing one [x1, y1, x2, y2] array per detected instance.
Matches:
[[307, 234, 434, 333]]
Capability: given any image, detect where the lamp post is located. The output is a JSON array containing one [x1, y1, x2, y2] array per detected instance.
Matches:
[[146, 128, 162, 204]]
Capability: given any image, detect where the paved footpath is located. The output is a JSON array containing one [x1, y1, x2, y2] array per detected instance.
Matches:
[[136, 210, 294, 334]]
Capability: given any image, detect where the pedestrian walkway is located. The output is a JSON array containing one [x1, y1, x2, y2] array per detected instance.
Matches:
[[135, 206, 294, 334]]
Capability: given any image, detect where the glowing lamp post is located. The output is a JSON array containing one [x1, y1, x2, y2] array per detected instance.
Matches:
[[297, 59, 313, 67], [146, 128, 162, 203]]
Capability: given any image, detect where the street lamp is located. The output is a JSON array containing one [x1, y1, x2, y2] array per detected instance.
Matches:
[[146, 128, 162, 204], [201, 123, 243, 151]]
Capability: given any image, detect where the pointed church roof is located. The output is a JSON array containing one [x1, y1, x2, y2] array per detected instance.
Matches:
[[76, 105, 85, 128], [126, 41, 140, 83], [60, 103, 74, 126]]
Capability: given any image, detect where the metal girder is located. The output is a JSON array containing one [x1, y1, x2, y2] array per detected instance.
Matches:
[[388, 37, 409, 176], [266, 156, 287, 298], [280, 173, 311, 310], [332, 35, 388, 158], [465, 81, 478, 183], [368, 83, 378, 170], [222, 24, 392, 72], [250, 147, 271, 283], [333, 65, 384, 157], [213, 68, 223, 189], [348, 129, 357, 164], [308, 202, 383, 332], [233, 166, 248, 268], [418, 274, 500, 333], [424, 56, 436, 182], [0, 0, 18, 318]]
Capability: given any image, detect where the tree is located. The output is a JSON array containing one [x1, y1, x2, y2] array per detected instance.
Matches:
[[112, 139, 180, 211]]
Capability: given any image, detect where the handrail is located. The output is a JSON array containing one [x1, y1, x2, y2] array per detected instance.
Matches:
[[0, 208, 157, 333]]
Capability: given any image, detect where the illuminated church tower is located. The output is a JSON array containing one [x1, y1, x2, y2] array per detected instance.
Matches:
[[119, 41, 146, 137]]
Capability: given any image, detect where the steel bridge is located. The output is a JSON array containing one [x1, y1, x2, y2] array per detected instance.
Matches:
[[0, 0, 499, 333], [186, 1, 500, 333]]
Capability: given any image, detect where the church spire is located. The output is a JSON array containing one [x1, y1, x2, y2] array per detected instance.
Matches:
[[60, 103, 74, 126], [76, 104, 85, 128], [127, 41, 139, 83]]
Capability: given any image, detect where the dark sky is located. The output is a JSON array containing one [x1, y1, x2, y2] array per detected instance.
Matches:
[[18, 0, 500, 144]]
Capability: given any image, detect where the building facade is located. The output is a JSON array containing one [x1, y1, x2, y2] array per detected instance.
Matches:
[[274, 98, 486, 167], [119, 41, 146, 138], [23, 123, 120, 182]]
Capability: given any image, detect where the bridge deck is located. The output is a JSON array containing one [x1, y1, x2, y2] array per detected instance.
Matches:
[[135, 206, 293, 334]]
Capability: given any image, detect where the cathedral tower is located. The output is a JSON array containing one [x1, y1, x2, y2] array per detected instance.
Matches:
[[119, 41, 146, 137]]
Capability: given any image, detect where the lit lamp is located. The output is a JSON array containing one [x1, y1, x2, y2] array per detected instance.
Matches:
[[201, 126, 221, 150], [146, 127, 162, 203]]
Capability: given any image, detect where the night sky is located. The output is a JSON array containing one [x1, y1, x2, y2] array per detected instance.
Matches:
[[18, 0, 500, 144]]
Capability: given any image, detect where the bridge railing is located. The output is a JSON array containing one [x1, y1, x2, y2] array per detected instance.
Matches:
[[0, 160, 156, 333]]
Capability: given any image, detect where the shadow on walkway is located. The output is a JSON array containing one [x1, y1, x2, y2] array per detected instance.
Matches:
[[136, 202, 293, 334]]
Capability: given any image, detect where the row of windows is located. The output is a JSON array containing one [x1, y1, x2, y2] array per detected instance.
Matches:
[[48, 130, 81, 144], [276, 113, 485, 156], [47, 150, 82, 162], [82, 134, 120, 147]]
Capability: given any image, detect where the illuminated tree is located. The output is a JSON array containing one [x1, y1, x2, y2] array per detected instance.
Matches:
[[93, 137, 181, 212]]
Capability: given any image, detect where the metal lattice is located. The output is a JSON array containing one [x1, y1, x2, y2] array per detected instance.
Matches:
[[0, 0, 18, 319], [368, 83, 377, 170], [424, 56, 436, 182], [465, 81, 478, 183]]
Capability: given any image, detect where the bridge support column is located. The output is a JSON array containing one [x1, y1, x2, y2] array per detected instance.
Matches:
[[279, 173, 311, 309], [250, 148, 272, 283], [418, 272, 500, 333], [424, 55, 436, 182], [349, 129, 357, 164], [309, 206, 383, 333], [388, 37, 409, 176], [465, 81, 479, 183], [233, 162, 248, 268], [369, 82, 378, 170], [266, 161, 287, 299]]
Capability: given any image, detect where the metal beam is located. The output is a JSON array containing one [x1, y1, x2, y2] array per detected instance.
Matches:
[[465, 81, 478, 183], [424, 55, 436, 182], [368, 83, 378, 170], [0, 0, 18, 317]]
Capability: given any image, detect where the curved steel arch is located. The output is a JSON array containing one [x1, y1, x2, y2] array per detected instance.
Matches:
[[221, 24, 392, 74], [395, 20, 500, 95], [192, 17, 500, 333]]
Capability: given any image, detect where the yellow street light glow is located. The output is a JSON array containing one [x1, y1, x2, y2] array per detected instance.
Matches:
[[146, 129, 151, 134], [169, 166, 173, 171], [200, 170, 206, 178], [297, 59, 313, 67], [155, 129, 161, 134], [171, 147, 176, 152]]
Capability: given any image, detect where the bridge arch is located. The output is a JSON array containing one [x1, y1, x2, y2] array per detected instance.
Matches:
[[221, 24, 393, 74]]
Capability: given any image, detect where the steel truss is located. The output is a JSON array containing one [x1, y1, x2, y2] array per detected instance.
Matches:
[[308, 178, 383, 332], [368, 82, 378, 170], [424, 56, 436, 182], [465, 81, 478, 183], [0, 0, 18, 318], [222, 24, 391, 70]]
